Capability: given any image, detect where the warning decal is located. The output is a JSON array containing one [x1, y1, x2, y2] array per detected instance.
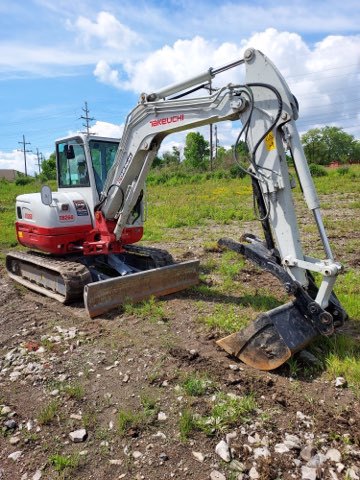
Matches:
[[265, 132, 276, 151]]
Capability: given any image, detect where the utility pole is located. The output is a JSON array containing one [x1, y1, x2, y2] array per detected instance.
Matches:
[[35, 148, 42, 174], [17, 135, 32, 177], [80, 101, 95, 135], [214, 125, 219, 162], [209, 80, 213, 171]]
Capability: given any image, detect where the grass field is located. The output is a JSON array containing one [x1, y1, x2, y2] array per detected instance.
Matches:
[[0, 166, 359, 386]]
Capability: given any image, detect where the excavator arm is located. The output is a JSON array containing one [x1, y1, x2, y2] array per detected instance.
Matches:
[[95, 48, 346, 370]]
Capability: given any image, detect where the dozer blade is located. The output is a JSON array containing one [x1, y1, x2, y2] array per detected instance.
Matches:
[[84, 260, 199, 318], [217, 301, 318, 371]]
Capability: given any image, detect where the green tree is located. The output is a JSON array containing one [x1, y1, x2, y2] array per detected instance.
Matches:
[[301, 126, 357, 165], [152, 155, 162, 168], [214, 140, 249, 168], [152, 146, 181, 169], [40, 153, 57, 180], [162, 146, 181, 166], [183, 132, 209, 171]]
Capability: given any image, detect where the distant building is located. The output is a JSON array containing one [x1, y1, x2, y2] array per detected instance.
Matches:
[[0, 169, 22, 181]]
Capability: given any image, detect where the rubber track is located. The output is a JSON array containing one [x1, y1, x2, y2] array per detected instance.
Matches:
[[6, 251, 92, 303], [6, 246, 175, 304], [123, 244, 174, 268]]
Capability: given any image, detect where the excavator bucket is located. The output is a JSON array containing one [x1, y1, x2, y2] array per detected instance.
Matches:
[[216, 237, 346, 371], [217, 302, 318, 371]]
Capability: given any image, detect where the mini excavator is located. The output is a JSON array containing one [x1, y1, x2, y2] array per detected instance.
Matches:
[[6, 49, 347, 370]]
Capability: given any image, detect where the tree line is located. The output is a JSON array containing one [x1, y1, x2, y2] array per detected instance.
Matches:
[[154, 126, 360, 171], [37, 126, 359, 181]]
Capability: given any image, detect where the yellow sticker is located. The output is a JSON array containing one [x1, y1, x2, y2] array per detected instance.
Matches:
[[18, 231, 23, 238], [265, 132, 276, 151]]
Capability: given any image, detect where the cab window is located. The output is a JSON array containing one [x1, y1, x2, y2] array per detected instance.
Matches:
[[89, 140, 119, 195], [57, 140, 90, 188]]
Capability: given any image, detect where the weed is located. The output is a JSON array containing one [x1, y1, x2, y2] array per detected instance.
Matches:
[[195, 392, 257, 435], [95, 427, 110, 442], [179, 408, 197, 442], [258, 410, 273, 425], [287, 357, 300, 378], [37, 400, 59, 425], [201, 257, 218, 274], [304, 395, 315, 405], [140, 392, 158, 418], [117, 408, 140, 436], [82, 409, 99, 429], [147, 359, 165, 384], [201, 304, 250, 334], [219, 250, 245, 281], [328, 431, 352, 446], [124, 296, 167, 323], [40, 338, 56, 351], [308, 164, 328, 177], [203, 241, 221, 253], [97, 432, 112, 457], [336, 269, 360, 319], [22, 431, 39, 443], [181, 373, 213, 397], [49, 453, 80, 474], [208, 392, 255, 431], [337, 166, 349, 175], [312, 334, 360, 390], [191, 284, 220, 297], [64, 383, 85, 401]]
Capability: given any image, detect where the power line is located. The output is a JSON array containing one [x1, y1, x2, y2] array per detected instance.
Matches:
[[287, 62, 360, 79], [17, 134, 32, 176]]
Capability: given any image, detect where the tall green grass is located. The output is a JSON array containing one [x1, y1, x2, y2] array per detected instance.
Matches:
[[312, 335, 360, 390], [143, 178, 254, 241]]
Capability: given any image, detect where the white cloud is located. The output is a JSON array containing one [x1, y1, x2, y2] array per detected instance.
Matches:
[[94, 28, 359, 140], [0, 11, 142, 77], [120, 36, 243, 94], [69, 11, 141, 53], [0, 150, 38, 176], [93, 60, 123, 89], [91, 120, 124, 138]]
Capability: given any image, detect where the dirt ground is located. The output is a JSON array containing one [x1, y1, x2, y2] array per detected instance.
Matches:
[[0, 229, 360, 480], [0, 244, 360, 480]]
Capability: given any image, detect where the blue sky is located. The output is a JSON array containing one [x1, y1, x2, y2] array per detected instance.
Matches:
[[0, 0, 359, 174]]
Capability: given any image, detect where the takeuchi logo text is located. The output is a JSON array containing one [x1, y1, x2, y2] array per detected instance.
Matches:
[[150, 114, 184, 127]]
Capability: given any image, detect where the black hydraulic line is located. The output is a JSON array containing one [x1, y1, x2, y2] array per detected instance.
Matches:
[[169, 83, 209, 100], [251, 177, 275, 251]]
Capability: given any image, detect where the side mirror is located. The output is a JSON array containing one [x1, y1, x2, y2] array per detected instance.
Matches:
[[64, 144, 75, 159], [41, 185, 53, 206]]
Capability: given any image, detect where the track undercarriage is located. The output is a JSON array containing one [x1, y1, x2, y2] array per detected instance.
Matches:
[[6, 247, 199, 317]]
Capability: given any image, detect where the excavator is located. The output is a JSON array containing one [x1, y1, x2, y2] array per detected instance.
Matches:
[[6, 48, 347, 371]]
